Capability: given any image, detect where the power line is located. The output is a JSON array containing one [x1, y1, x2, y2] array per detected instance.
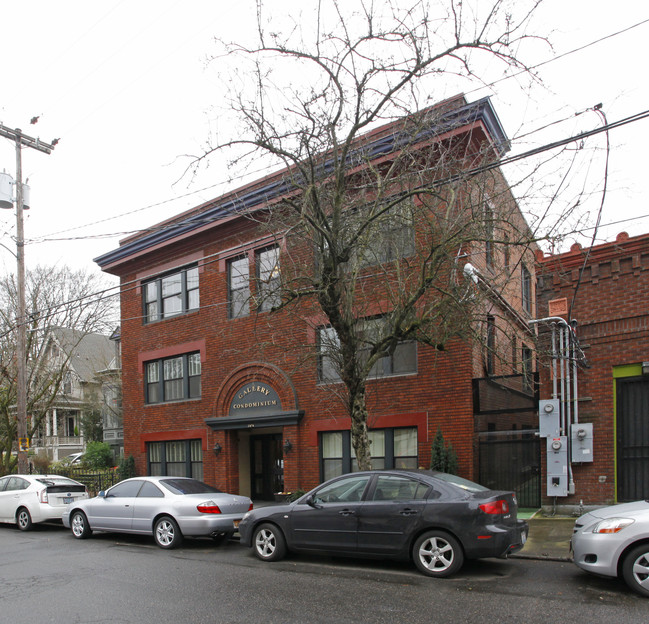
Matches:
[[22, 15, 649, 247]]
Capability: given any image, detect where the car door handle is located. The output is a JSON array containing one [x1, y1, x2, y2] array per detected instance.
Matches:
[[338, 509, 355, 516], [399, 508, 419, 516]]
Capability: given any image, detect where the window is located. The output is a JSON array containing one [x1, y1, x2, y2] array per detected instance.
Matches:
[[256, 246, 281, 311], [147, 439, 203, 480], [486, 315, 495, 376], [521, 264, 532, 314], [143, 265, 199, 323], [484, 201, 494, 268], [521, 345, 533, 392], [145, 352, 201, 404], [317, 318, 417, 383], [312, 474, 371, 504], [354, 202, 415, 267], [320, 427, 418, 480], [371, 475, 430, 501], [228, 256, 250, 319]]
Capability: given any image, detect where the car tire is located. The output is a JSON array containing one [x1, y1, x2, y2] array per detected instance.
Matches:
[[252, 523, 287, 562], [412, 530, 464, 578], [70, 510, 92, 539], [154, 516, 183, 549], [622, 544, 649, 597], [16, 507, 32, 531]]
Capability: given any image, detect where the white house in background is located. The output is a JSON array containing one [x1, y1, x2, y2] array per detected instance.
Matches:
[[31, 328, 115, 462]]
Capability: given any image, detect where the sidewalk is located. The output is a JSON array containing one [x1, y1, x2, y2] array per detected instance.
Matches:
[[512, 514, 574, 562]]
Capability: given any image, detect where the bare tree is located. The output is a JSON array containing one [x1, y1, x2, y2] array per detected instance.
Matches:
[[0, 265, 117, 474], [193, 0, 551, 470]]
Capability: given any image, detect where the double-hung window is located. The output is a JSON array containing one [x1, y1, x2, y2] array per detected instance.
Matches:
[[228, 256, 250, 319], [256, 246, 281, 311], [145, 352, 201, 404], [321, 427, 418, 480], [318, 318, 416, 383], [355, 201, 415, 267], [148, 439, 203, 479], [143, 265, 199, 323], [521, 264, 532, 315]]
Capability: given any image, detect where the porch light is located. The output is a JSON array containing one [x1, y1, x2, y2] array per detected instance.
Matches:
[[283, 439, 292, 453], [213, 442, 222, 457]]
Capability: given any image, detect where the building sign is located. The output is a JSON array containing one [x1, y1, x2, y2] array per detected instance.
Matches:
[[229, 382, 281, 417]]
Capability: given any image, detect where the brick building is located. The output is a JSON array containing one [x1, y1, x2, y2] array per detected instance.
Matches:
[[95, 95, 539, 502], [537, 231, 649, 506]]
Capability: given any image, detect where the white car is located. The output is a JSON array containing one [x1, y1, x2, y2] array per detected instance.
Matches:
[[0, 474, 89, 530], [572, 500, 649, 597]]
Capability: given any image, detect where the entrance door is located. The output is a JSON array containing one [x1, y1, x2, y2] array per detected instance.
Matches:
[[250, 434, 284, 500], [617, 376, 649, 501]]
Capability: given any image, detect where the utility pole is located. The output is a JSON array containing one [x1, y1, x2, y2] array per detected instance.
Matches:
[[0, 123, 56, 473]]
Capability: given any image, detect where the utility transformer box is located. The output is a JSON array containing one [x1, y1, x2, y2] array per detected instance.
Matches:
[[546, 436, 569, 497], [571, 423, 594, 463], [539, 399, 561, 438]]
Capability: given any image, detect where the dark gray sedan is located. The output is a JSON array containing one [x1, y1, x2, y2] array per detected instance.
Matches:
[[63, 476, 252, 549], [239, 469, 527, 577]]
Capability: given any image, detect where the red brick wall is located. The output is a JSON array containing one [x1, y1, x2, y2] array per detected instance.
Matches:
[[537, 232, 649, 505]]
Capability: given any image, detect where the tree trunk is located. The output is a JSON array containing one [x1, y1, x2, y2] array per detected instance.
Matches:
[[350, 388, 372, 470]]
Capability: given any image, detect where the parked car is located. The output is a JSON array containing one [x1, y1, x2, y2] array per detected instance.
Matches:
[[572, 500, 649, 597], [62, 476, 253, 549], [0, 474, 89, 530], [238, 469, 528, 577]]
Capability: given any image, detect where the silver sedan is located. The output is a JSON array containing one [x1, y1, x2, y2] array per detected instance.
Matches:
[[62, 476, 252, 549], [572, 500, 649, 597]]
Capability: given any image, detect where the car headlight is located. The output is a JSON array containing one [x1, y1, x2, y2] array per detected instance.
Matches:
[[591, 517, 635, 534]]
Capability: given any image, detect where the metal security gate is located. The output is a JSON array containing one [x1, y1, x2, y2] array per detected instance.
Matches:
[[617, 376, 649, 502], [478, 432, 541, 508]]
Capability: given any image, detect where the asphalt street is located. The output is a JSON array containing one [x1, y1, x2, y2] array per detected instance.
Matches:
[[0, 522, 645, 624]]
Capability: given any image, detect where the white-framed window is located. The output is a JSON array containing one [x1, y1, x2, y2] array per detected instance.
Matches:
[[147, 439, 203, 480]]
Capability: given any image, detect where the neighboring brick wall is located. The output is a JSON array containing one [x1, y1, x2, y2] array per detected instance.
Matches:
[[537, 232, 649, 505]]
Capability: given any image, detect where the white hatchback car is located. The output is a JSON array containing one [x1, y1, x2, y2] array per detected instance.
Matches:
[[0, 474, 89, 530]]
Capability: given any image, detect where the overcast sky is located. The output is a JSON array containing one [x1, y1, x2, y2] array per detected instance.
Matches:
[[0, 0, 647, 280]]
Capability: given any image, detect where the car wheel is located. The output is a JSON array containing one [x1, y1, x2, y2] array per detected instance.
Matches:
[[253, 523, 287, 561], [622, 544, 649, 597], [154, 516, 183, 549], [16, 507, 32, 531], [412, 530, 464, 577], [70, 510, 92, 539]]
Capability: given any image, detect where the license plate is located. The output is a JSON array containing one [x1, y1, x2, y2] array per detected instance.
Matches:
[[63, 497, 73, 504], [233, 520, 240, 529]]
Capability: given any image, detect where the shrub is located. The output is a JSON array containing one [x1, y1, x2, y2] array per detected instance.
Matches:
[[117, 455, 136, 481], [84, 441, 114, 469], [429, 428, 458, 475]]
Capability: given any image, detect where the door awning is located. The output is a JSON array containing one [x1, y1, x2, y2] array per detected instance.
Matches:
[[205, 410, 304, 431]]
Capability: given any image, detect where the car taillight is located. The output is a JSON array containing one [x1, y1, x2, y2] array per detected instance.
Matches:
[[480, 499, 509, 515], [197, 501, 222, 514], [248, 503, 254, 512], [40, 490, 49, 504]]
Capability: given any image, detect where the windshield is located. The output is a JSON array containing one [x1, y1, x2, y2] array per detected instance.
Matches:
[[433, 473, 489, 492], [159, 479, 222, 495]]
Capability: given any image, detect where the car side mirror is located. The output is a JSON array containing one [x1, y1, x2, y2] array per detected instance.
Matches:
[[306, 495, 322, 509], [98, 490, 106, 498]]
